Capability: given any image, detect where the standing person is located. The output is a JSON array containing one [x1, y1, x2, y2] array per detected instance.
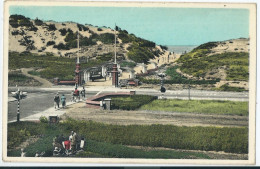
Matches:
[[21, 148, 26, 157], [71, 90, 75, 102], [74, 88, 80, 102], [81, 86, 86, 99], [54, 93, 60, 109], [61, 94, 66, 108], [71, 132, 77, 154], [104, 71, 107, 81]]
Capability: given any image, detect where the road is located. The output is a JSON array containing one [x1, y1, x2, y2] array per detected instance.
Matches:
[[7, 86, 249, 122], [8, 90, 97, 122]]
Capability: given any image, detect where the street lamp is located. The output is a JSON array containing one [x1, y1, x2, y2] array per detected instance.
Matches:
[[11, 89, 27, 122]]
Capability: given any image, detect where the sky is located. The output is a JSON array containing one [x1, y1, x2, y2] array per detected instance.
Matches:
[[9, 6, 249, 46]]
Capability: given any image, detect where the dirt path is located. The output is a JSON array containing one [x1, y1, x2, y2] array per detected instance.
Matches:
[[21, 68, 53, 87], [61, 102, 248, 128]]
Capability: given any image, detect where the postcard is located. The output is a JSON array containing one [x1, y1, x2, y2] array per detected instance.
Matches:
[[2, 1, 256, 165]]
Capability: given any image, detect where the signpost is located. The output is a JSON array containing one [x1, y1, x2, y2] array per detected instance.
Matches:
[[11, 89, 27, 122]]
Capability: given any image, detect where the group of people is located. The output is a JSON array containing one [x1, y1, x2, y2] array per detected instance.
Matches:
[[71, 86, 86, 102], [54, 93, 66, 110], [52, 131, 85, 156], [53, 87, 86, 110]]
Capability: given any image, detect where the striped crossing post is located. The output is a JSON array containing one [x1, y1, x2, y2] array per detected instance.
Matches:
[[17, 98, 20, 122]]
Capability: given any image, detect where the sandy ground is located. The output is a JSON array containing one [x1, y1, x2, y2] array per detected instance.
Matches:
[[61, 102, 248, 128]]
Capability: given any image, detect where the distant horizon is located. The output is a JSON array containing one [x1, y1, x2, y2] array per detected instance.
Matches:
[[9, 6, 249, 46]]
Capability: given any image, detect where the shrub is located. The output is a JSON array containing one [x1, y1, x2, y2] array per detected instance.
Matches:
[[160, 45, 168, 50], [40, 116, 48, 123], [215, 84, 246, 92], [46, 41, 55, 46], [53, 43, 69, 50], [59, 28, 67, 36], [97, 28, 103, 31], [127, 43, 155, 63], [35, 19, 43, 26], [11, 30, 19, 36], [48, 24, 56, 31]]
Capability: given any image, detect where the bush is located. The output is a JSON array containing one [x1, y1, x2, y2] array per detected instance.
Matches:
[[35, 19, 43, 26], [46, 41, 55, 46], [48, 24, 56, 31], [53, 43, 69, 50], [177, 51, 249, 81], [111, 95, 157, 110], [59, 28, 67, 36], [128, 43, 155, 63], [97, 28, 103, 31], [40, 116, 48, 123], [215, 84, 246, 92]]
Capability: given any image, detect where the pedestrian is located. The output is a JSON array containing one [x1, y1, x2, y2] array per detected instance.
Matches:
[[71, 90, 74, 102], [73, 88, 80, 102], [21, 148, 26, 157], [61, 94, 66, 108], [81, 86, 85, 99], [69, 131, 74, 141], [104, 71, 107, 81], [54, 93, 60, 109], [71, 132, 77, 154]]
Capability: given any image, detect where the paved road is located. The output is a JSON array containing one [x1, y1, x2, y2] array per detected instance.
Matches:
[[8, 90, 97, 122], [7, 87, 249, 122]]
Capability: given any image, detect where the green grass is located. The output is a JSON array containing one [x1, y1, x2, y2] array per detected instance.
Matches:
[[120, 61, 136, 68], [8, 120, 248, 157], [111, 95, 157, 110], [140, 99, 248, 116], [177, 47, 249, 81], [8, 71, 41, 86], [28, 70, 41, 76], [214, 84, 247, 92], [9, 52, 107, 80]]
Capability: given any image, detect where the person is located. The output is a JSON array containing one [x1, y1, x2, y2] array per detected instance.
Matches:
[[64, 139, 71, 155], [57, 134, 65, 145], [61, 94, 66, 108], [73, 88, 80, 102], [53, 147, 61, 156], [69, 131, 74, 141], [104, 71, 107, 81], [54, 93, 60, 109], [71, 90, 75, 102], [71, 132, 77, 154], [21, 148, 26, 157], [81, 86, 85, 99]]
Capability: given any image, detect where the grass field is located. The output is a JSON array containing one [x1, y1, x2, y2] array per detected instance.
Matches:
[[8, 120, 248, 158], [140, 99, 248, 116], [9, 52, 108, 81], [8, 71, 42, 86]]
